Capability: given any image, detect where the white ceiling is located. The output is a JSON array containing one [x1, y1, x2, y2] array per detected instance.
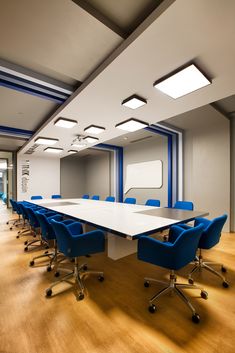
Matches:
[[19, 0, 235, 158]]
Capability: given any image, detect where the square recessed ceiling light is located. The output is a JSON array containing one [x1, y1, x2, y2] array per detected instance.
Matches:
[[84, 125, 105, 134], [68, 150, 78, 154], [115, 118, 149, 132], [54, 117, 77, 128], [122, 94, 147, 109], [83, 136, 99, 144], [71, 142, 87, 148], [44, 147, 63, 153], [35, 137, 59, 145], [154, 63, 211, 99]]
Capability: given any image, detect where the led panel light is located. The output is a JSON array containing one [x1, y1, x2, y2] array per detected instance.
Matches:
[[115, 118, 149, 132], [44, 147, 63, 153], [154, 63, 211, 99], [68, 150, 78, 154], [71, 142, 87, 148], [122, 94, 147, 109], [35, 137, 58, 145], [84, 125, 105, 134], [54, 118, 77, 128], [83, 136, 99, 144]]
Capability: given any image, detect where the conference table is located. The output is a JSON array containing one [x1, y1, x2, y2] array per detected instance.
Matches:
[[28, 198, 208, 260]]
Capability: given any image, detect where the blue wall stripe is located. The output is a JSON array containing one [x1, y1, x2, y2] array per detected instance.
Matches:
[[0, 125, 34, 138]]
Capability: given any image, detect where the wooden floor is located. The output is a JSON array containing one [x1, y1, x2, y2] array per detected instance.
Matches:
[[1, 206, 235, 353]]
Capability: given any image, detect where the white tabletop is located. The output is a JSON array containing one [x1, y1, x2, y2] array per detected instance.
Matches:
[[28, 198, 206, 239]]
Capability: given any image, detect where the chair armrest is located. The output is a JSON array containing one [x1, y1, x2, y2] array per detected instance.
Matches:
[[62, 219, 76, 226], [73, 230, 105, 256], [138, 236, 174, 268], [168, 225, 185, 243], [194, 217, 210, 229], [47, 214, 63, 223], [67, 222, 83, 235]]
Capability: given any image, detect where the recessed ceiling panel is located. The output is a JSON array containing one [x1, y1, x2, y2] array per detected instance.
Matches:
[[0, 136, 25, 151]]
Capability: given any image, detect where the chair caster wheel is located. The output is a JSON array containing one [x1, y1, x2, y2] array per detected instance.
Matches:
[[201, 290, 208, 299], [47, 266, 52, 272], [188, 278, 194, 284], [24, 240, 28, 245], [33, 234, 37, 238], [98, 275, 104, 282], [10, 227, 13, 230], [30, 260, 34, 266], [83, 265, 88, 271], [45, 245, 49, 249], [44, 251, 49, 254], [144, 281, 150, 288], [6, 221, 9, 225], [85, 254, 91, 257], [148, 304, 156, 313], [16, 235, 19, 239], [45, 289, 52, 297], [70, 258, 75, 262], [192, 313, 200, 323], [54, 272, 60, 277], [221, 266, 227, 273], [222, 281, 229, 288], [18, 231, 21, 234], [78, 293, 84, 300], [24, 247, 28, 252]]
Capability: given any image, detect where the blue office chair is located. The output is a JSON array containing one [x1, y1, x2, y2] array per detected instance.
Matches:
[[124, 197, 136, 204], [82, 194, 89, 199], [105, 196, 115, 202], [30, 211, 75, 272], [138, 223, 207, 323], [31, 195, 43, 200], [46, 220, 105, 300], [51, 194, 62, 199], [92, 195, 100, 200], [7, 199, 21, 229], [16, 202, 38, 239], [187, 214, 229, 287], [145, 199, 160, 207], [174, 201, 194, 210]]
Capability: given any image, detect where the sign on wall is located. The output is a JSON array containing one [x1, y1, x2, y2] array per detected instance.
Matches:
[[21, 159, 30, 193]]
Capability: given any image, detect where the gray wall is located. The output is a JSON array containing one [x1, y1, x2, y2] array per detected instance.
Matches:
[[60, 156, 85, 198], [60, 150, 111, 200], [123, 135, 168, 206], [167, 105, 230, 231], [231, 116, 235, 231]]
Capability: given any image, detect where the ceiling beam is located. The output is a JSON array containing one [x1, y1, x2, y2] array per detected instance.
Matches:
[[72, 0, 128, 39]]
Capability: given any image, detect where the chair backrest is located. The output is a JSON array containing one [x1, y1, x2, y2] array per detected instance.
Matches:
[[174, 201, 194, 210], [171, 224, 204, 269], [124, 197, 136, 204], [105, 196, 115, 202], [198, 214, 228, 249], [82, 194, 89, 199], [17, 203, 29, 220], [51, 220, 83, 257], [10, 198, 18, 212], [92, 195, 100, 200], [31, 195, 43, 200], [35, 211, 56, 240], [51, 194, 61, 199], [25, 207, 40, 228], [145, 199, 160, 207]]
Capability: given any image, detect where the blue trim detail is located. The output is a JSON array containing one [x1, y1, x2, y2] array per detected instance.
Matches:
[[0, 79, 66, 104], [96, 143, 124, 202], [0, 125, 34, 138], [145, 125, 175, 207]]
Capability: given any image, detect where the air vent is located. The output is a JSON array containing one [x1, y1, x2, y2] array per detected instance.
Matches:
[[24, 144, 39, 154], [130, 136, 152, 144]]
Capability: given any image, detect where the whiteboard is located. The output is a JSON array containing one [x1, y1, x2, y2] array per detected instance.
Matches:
[[124, 160, 163, 193]]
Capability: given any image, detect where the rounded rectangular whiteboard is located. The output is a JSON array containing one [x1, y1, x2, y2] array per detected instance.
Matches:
[[124, 160, 163, 193]]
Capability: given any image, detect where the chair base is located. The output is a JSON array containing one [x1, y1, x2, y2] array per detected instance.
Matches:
[[144, 271, 208, 323], [188, 251, 229, 288], [45, 257, 104, 300]]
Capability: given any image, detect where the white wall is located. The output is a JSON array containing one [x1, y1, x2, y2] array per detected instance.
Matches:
[[167, 105, 230, 231], [17, 155, 60, 200]]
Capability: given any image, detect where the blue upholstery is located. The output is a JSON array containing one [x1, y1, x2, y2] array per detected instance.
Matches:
[[82, 194, 89, 199], [92, 195, 100, 200], [105, 196, 115, 202], [145, 199, 160, 207], [51, 220, 105, 258], [2, 193, 7, 204], [138, 224, 204, 270], [51, 194, 62, 199], [174, 201, 194, 210], [195, 214, 228, 249], [10, 199, 18, 212], [124, 197, 136, 204], [31, 195, 43, 200]]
